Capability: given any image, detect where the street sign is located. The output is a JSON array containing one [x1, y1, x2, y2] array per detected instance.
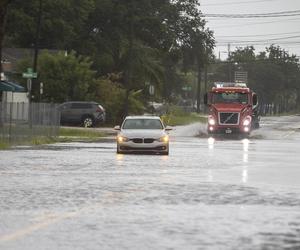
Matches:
[[182, 86, 192, 91], [149, 85, 155, 95], [22, 68, 37, 79], [234, 71, 247, 83]]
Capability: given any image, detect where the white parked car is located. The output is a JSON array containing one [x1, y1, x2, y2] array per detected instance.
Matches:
[[114, 116, 172, 155]]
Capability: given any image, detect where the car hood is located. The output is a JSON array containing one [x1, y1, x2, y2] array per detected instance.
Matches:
[[120, 129, 166, 138], [212, 103, 246, 113]]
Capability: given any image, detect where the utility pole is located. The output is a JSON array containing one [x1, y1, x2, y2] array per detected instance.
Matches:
[[32, 0, 42, 100], [228, 43, 231, 82]]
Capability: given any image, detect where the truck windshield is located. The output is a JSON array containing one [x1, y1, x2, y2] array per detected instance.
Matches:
[[212, 92, 248, 104]]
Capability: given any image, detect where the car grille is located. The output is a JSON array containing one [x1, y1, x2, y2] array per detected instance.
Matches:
[[132, 138, 143, 143], [144, 138, 155, 143], [131, 138, 155, 144], [219, 112, 239, 125]]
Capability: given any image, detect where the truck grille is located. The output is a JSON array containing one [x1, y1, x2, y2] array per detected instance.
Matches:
[[219, 112, 239, 125]]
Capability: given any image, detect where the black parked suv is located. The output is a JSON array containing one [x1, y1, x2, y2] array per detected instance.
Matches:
[[58, 101, 106, 127]]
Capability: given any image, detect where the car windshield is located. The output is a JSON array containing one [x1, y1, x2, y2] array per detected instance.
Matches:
[[122, 119, 163, 130], [212, 92, 248, 104]]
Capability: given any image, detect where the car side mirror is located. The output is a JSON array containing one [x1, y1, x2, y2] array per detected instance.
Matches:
[[165, 126, 173, 131], [114, 125, 121, 130]]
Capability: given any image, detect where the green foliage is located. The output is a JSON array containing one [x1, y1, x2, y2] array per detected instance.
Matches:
[[37, 51, 95, 102], [59, 128, 105, 138], [6, 0, 94, 50], [88, 77, 125, 124], [211, 45, 300, 111], [88, 76, 145, 124], [5, 0, 214, 119], [0, 141, 9, 150], [162, 110, 206, 126]]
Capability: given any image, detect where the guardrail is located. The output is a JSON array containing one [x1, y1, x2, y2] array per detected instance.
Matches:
[[0, 102, 60, 145]]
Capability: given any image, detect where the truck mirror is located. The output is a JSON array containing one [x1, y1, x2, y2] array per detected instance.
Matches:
[[253, 94, 258, 106]]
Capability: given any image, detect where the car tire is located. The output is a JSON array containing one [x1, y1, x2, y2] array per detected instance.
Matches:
[[82, 115, 94, 127], [117, 144, 123, 154]]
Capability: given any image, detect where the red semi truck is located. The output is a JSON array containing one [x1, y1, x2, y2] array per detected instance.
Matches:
[[204, 82, 260, 135]]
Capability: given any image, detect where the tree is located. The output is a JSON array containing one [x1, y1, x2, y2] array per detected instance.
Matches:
[[5, 0, 94, 50], [0, 0, 12, 73], [35, 51, 95, 102], [211, 45, 300, 112]]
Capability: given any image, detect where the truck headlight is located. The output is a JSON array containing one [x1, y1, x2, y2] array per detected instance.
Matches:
[[208, 116, 216, 126], [117, 136, 129, 143], [243, 116, 252, 126], [159, 135, 169, 143]]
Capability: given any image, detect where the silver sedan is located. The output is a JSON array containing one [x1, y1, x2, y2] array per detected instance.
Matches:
[[114, 116, 172, 155]]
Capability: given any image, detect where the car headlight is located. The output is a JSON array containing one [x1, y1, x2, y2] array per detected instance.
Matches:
[[208, 116, 216, 126], [159, 135, 169, 143], [243, 116, 252, 126], [117, 135, 129, 143]]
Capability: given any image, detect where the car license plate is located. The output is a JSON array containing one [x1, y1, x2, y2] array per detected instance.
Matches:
[[225, 128, 232, 134]]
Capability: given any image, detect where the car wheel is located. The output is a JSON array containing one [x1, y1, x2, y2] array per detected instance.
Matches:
[[82, 116, 94, 127], [116, 144, 123, 154]]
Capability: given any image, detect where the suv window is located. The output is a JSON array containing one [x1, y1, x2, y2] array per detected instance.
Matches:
[[71, 103, 92, 109]]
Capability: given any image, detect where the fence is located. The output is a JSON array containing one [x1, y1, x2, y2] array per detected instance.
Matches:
[[0, 102, 60, 145]]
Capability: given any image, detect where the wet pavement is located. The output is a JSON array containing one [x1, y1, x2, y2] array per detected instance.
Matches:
[[1, 116, 300, 249]]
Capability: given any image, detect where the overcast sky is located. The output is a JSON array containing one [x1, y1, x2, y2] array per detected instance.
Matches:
[[199, 0, 300, 60]]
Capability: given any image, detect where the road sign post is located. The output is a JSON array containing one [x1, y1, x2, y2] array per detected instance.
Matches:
[[22, 68, 38, 128], [22, 68, 37, 99]]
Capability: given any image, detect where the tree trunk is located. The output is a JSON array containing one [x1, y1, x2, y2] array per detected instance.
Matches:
[[0, 3, 7, 73], [0, 1, 12, 74]]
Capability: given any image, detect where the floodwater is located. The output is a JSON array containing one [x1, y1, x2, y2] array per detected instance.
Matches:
[[1, 116, 300, 250]]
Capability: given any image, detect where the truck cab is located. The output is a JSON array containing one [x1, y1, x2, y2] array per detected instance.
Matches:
[[204, 82, 259, 135]]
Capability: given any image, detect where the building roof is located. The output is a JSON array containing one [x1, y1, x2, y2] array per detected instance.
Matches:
[[0, 80, 26, 92], [2, 48, 61, 72]]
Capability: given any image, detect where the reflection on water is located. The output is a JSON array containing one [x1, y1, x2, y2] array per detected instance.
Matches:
[[116, 153, 124, 163], [207, 169, 213, 182], [242, 138, 249, 152], [242, 139, 249, 183], [208, 137, 215, 150], [242, 169, 248, 183]]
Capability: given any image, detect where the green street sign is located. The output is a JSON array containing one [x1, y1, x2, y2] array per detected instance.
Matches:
[[182, 86, 192, 91], [22, 68, 37, 79]]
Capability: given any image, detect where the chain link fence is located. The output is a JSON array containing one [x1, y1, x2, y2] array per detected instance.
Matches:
[[0, 102, 60, 145]]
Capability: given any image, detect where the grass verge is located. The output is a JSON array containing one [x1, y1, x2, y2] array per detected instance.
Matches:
[[58, 127, 106, 140], [0, 141, 9, 150], [162, 112, 207, 126]]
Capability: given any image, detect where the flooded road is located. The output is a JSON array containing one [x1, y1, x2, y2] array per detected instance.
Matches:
[[1, 116, 300, 250]]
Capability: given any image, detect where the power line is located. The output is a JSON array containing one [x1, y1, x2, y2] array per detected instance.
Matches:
[[202, 10, 300, 18], [211, 17, 300, 29], [201, 0, 278, 7], [217, 41, 300, 46], [218, 35, 300, 43], [216, 32, 300, 38]]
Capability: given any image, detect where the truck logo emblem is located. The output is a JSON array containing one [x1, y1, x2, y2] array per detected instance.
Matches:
[[224, 113, 235, 124]]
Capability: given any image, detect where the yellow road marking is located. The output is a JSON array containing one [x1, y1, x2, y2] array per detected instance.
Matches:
[[0, 191, 126, 243]]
